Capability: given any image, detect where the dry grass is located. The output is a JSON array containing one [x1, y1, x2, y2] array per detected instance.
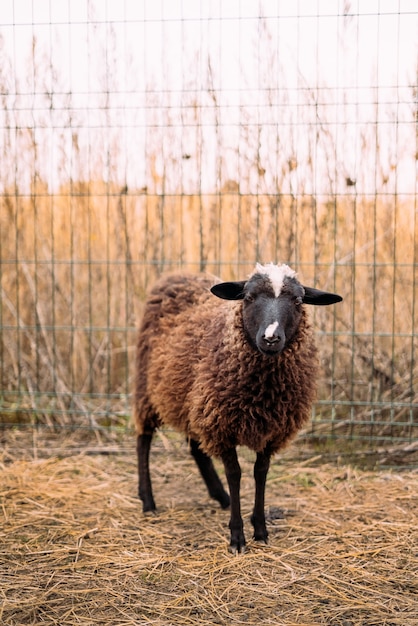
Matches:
[[1, 430, 417, 625]]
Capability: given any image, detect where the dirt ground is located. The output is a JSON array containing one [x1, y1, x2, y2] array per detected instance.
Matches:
[[1, 429, 417, 625]]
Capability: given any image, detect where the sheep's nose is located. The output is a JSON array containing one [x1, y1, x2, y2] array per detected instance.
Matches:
[[263, 334, 280, 345], [262, 321, 285, 347]]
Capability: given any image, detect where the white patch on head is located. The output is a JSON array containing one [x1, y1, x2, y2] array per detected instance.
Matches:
[[264, 320, 279, 339], [252, 262, 297, 297]]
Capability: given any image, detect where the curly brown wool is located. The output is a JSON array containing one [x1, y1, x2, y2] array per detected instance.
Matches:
[[134, 264, 342, 553]]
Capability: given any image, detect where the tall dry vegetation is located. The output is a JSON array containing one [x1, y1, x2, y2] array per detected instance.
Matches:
[[1, 182, 416, 440], [0, 11, 417, 442]]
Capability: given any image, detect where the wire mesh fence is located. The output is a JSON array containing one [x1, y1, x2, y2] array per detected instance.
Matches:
[[0, 1, 417, 450]]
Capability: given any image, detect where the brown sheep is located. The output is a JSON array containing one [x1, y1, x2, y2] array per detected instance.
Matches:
[[134, 263, 342, 553]]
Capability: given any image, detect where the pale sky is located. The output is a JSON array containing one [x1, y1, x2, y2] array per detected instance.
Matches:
[[0, 0, 417, 195]]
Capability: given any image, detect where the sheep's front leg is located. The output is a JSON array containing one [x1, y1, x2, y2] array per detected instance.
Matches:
[[221, 448, 245, 554], [251, 449, 271, 543]]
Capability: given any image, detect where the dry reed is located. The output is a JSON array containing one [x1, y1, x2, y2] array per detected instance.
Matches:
[[1, 3, 417, 448], [1, 184, 417, 440]]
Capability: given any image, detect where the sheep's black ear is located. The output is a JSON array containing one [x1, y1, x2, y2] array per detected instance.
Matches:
[[211, 281, 247, 300], [302, 286, 343, 305]]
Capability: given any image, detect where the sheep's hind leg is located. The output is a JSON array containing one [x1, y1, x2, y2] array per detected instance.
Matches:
[[251, 449, 271, 543], [189, 439, 230, 509], [221, 447, 246, 554], [137, 432, 156, 512]]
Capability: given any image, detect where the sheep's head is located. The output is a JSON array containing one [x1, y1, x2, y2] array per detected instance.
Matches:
[[211, 263, 342, 356]]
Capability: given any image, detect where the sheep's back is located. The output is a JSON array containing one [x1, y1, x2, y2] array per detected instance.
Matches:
[[145, 273, 217, 319], [134, 272, 221, 435]]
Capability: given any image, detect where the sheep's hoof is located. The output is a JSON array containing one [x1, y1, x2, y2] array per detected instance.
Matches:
[[253, 538, 268, 546], [228, 533, 246, 555], [253, 531, 269, 544], [229, 543, 246, 555], [210, 488, 230, 509], [219, 494, 231, 509], [140, 497, 156, 514], [251, 515, 269, 544]]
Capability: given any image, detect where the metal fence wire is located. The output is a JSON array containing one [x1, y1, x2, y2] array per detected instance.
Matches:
[[0, 1, 417, 450]]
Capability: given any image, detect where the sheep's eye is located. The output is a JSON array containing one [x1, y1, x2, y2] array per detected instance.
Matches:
[[244, 293, 255, 303], [295, 296, 303, 305]]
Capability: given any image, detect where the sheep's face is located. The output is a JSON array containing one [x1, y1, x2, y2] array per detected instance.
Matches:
[[210, 262, 343, 357], [240, 273, 305, 355]]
